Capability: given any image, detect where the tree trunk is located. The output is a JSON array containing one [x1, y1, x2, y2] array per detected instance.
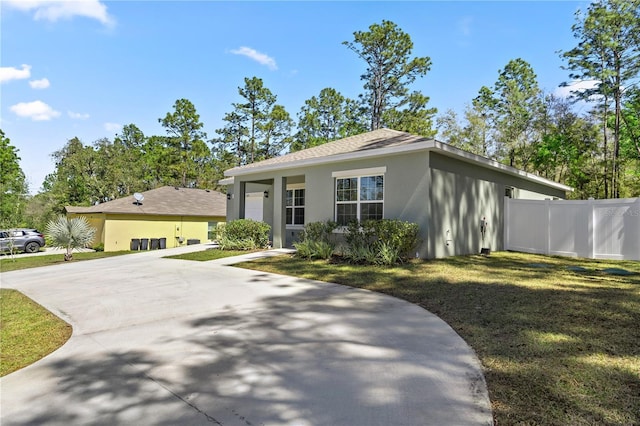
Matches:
[[603, 98, 609, 199], [612, 58, 622, 198]]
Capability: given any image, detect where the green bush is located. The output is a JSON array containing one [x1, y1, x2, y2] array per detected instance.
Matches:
[[343, 219, 419, 265], [313, 240, 335, 259], [92, 243, 104, 252], [376, 241, 401, 266], [343, 220, 374, 251], [293, 239, 315, 259], [294, 220, 338, 260], [343, 244, 378, 264], [218, 219, 270, 251], [294, 240, 335, 260], [368, 219, 420, 260], [303, 220, 338, 244]]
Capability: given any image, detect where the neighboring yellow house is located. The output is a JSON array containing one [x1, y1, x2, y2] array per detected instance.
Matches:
[[66, 186, 226, 252]]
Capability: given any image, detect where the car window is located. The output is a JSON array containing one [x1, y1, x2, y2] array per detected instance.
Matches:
[[10, 231, 24, 237], [0, 232, 8, 238]]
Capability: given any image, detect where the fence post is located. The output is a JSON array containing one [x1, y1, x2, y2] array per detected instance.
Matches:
[[587, 198, 594, 259], [504, 196, 510, 251], [546, 199, 551, 255]]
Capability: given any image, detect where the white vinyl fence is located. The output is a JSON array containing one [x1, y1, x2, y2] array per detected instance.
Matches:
[[504, 197, 640, 261]]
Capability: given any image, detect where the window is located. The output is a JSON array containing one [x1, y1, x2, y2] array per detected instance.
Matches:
[[286, 188, 305, 226], [335, 174, 384, 226]]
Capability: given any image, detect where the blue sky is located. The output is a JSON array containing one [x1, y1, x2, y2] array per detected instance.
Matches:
[[1, 0, 589, 194]]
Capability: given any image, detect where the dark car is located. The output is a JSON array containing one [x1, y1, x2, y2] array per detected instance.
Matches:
[[0, 229, 46, 254]]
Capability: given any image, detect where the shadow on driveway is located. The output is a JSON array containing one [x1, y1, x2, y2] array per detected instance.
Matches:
[[1, 254, 492, 425]]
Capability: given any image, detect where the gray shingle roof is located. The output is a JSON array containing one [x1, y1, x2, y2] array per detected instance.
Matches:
[[222, 128, 573, 192], [226, 128, 426, 174], [66, 186, 226, 217]]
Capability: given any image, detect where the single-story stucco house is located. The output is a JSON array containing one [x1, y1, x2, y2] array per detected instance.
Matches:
[[221, 128, 572, 258], [66, 186, 226, 252]]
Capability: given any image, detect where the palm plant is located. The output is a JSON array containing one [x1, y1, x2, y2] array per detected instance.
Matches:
[[46, 216, 96, 261]]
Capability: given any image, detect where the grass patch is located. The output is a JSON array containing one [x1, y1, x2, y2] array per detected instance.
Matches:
[[163, 248, 256, 261], [0, 289, 72, 376], [0, 251, 132, 273], [237, 251, 640, 425]]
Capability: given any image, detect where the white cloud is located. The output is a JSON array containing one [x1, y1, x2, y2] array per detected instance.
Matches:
[[4, 0, 115, 27], [10, 100, 61, 121], [104, 122, 122, 133], [457, 16, 473, 37], [29, 78, 50, 89], [230, 46, 278, 71], [68, 111, 90, 120], [555, 80, 600, 99], [0, 64, 32, 83]]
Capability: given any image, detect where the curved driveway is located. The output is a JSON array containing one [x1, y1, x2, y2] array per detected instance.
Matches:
[[1, 245, 492, 425]]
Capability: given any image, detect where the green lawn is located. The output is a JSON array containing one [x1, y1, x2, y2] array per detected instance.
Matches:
[[0, 251, 132, 273], [235, 251, 640, 426], [0, 289, 72, 376]]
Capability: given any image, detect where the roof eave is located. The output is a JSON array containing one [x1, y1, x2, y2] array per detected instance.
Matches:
[[224, 140, 572, 192], [432, 141, 574, 192], [70, 210, 225, 217], [225, 140, 437, 177]]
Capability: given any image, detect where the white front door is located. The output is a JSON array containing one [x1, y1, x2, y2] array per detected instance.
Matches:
[[245, 192, 264, 221]]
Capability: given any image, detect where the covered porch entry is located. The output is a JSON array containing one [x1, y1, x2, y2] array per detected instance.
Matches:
[[230, 175, 305, 248]]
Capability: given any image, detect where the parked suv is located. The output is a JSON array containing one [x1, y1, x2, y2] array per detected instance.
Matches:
[[0, 229, 46, 254]]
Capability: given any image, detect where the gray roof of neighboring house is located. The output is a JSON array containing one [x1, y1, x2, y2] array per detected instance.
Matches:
[[223, 128, 573, 192], [65, 186, 227, 217]]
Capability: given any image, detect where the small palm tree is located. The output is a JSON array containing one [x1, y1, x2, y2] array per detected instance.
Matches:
[[46, 216, 96, 261]]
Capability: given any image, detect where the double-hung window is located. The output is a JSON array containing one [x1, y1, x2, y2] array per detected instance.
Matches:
[[286, 188, 305, 226], [334, 167, 385, 226]]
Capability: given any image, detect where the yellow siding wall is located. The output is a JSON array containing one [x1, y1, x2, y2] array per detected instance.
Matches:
[[102, 215, 225, 252], [67, 213, 106, 248], [69, 213, 224, 252]]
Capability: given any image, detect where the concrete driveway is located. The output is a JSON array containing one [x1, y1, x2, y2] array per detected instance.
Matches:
[[0, 245, 492, 425]]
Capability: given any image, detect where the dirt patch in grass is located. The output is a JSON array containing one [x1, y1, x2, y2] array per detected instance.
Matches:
[[0, 289, 72, 376], [237, 251, 640, 425]]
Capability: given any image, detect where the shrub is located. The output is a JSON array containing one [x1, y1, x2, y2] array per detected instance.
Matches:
[[376, 241, 401, 266], [343, 219, 375, 251], [294, 240, 335, 260], [293, 239, 315, 259], [368, 219, 420, 260], [218, 219, 270, 251], [294, 220, 338, 260], [92, 243, 104, 252], [313, 240, 335, 259], [343, 219, 419, 265], [302, 220, 338, 244], [343, 244, 378, 264]]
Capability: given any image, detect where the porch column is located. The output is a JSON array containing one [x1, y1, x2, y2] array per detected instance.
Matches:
[[272, 177, 287, 248], [233, 180, 246, 220]]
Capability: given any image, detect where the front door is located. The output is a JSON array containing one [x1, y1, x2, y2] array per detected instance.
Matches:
[[245, 192, 264, 221]]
